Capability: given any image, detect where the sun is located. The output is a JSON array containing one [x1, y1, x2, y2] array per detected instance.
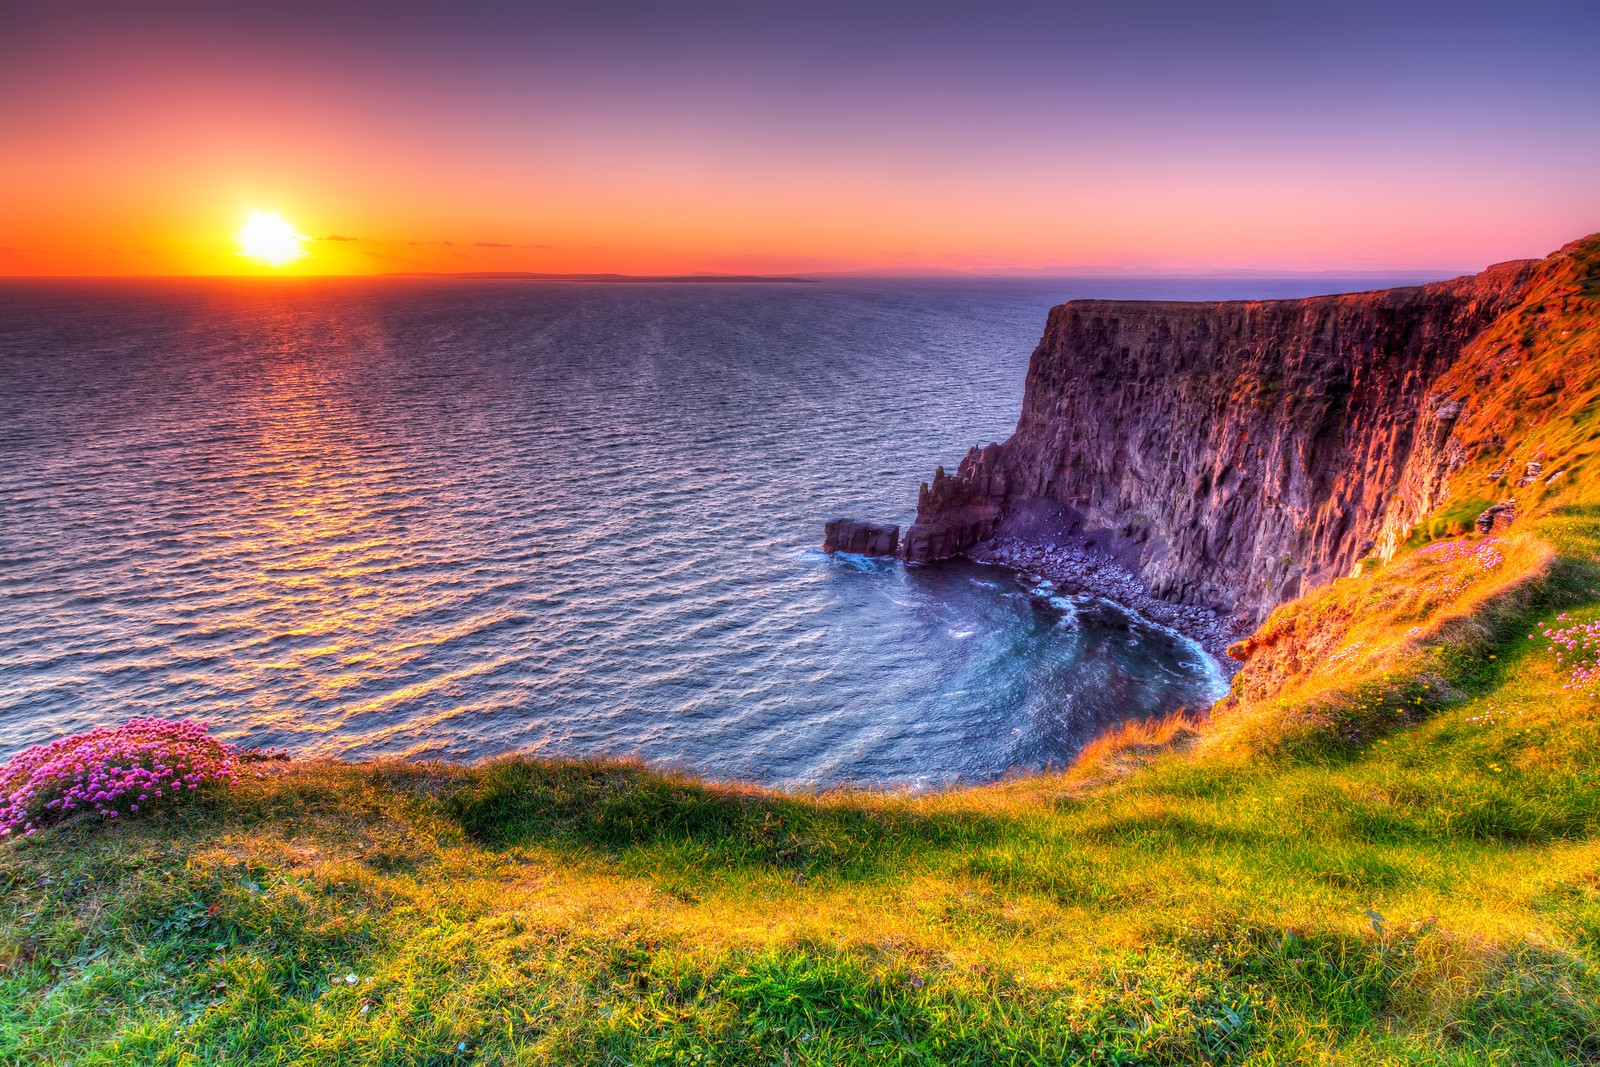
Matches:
[[237, 211, 307, 266]]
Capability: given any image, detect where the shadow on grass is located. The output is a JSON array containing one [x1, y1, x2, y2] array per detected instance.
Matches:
[[1439, 505, 1600, 695], [438, 757, 1011, 878], [1271, 512, 1600, 766]]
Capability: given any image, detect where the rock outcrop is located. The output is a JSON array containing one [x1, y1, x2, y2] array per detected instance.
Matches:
[[1475, 500, 1517, 534], [823, 518, 899, 557], [900, 245, 1591, 623]]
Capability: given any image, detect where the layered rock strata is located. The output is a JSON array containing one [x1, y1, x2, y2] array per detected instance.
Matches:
[[903, 255, 1551, 622]]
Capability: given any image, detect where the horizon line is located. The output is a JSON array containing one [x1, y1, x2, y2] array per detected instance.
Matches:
[[0, 265, 1483, 283]]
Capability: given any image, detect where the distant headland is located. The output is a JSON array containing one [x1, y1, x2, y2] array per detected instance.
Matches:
[[378, 271, 816, 283]]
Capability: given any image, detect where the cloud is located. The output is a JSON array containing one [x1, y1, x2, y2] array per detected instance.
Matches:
[[474, 241, 512, 248], [321, 234, 358, 242]]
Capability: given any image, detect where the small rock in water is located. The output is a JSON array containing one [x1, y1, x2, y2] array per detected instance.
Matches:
[[822, 517, 900, 557]]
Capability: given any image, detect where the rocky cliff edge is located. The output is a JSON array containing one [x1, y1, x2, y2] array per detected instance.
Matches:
[[904, 235, 1600, 624]]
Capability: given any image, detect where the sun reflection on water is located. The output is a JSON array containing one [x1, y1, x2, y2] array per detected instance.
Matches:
[[0, 279, 1224, 786]]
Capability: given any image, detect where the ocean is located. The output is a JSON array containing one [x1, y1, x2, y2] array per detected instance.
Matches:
[[0, 274, 1436, 787]]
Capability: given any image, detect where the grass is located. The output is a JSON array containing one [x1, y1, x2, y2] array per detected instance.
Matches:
[[4, 523, 1599, 1066], [4, 239, 1600, 1064]]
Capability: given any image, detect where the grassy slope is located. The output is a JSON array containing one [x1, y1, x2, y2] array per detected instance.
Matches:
[[3, 240, 1599, 1066]]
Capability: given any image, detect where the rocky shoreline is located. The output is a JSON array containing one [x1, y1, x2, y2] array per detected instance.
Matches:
[[964, 534, 1247, 665], [898, 257, 1546, 625]]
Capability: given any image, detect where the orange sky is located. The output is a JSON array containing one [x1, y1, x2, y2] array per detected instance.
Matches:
[[3, 2, 1597, 276]]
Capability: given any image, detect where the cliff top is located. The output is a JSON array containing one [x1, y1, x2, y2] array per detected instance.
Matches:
[[7, 231, 1600, 1064], [1046, 234, 1600, 316]]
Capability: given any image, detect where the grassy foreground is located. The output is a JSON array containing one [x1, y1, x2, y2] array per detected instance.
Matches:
[[4, 245, 1600, 1064], [2, 508, 1599, 1066]]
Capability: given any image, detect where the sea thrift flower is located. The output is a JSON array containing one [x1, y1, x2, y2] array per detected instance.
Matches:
[[0, 718, 237, 839], [1418, 536, 1504, 565], [1533, 613, 1600, 697], [1416, 536, 1505, 601]]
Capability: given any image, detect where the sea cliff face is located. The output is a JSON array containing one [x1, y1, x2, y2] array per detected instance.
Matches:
[[903, 250, 1582, 622]]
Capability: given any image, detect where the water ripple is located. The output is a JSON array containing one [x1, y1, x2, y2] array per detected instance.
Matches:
[[0, 277, 1242, 788]]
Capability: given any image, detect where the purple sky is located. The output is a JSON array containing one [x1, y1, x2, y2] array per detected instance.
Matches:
[[4, 0, 1597, 274]]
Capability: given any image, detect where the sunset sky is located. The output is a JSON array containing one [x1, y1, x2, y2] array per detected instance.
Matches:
[[3, 0, 1597, 276]]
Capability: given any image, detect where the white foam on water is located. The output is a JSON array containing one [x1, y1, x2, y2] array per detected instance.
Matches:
[[0, 276, 1237, 787]]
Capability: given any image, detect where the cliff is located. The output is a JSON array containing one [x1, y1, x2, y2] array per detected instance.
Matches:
[[903, 238, 1600, 622]]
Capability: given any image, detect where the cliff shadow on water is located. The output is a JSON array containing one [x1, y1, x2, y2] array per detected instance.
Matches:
[[7, 236, 1600, 1065], [809, 552, 1227, 785]]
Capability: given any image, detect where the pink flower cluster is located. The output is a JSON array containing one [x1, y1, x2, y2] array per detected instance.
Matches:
[[0, 718, 237, 839], [1530, 613, 1600, 696], [1416, 536, 1504, 600], [1418, 535, 1504, 566]]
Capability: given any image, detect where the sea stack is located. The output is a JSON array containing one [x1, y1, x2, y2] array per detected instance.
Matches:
[[822, 518, 900, 557], [900, 237, 1599, 622]]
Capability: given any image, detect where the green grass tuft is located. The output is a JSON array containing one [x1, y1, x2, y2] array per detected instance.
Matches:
[[5, 260, 1600, 1062]]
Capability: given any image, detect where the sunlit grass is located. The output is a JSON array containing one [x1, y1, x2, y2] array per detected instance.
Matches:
[[5, 510, 1600, 1063], [4, 585, 1599, 1067], [4, 242, 1599, 1064]]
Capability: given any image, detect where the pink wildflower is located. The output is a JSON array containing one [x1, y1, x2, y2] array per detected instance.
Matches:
[[1534, 616, 1600, 698], [0, 718, 236, 839], [1415, 536, 1505, 601]]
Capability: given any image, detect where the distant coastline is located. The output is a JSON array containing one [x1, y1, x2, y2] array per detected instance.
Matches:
[[378, 271, 817, 283]]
